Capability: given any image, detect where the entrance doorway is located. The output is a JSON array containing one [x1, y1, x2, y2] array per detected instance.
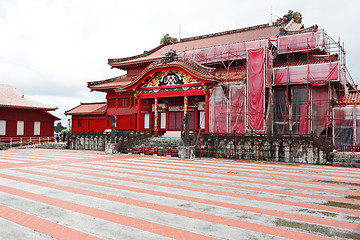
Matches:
[[168, 111, 195, 130]]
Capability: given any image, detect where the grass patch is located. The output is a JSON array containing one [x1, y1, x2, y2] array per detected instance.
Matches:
[[314, 179, 360, 187], [345, 195, 360, 200], [297, 208, 337, 217], [275, 219, 360, 239], [322, 201, 360, 210], [345, 215, 360, 222]]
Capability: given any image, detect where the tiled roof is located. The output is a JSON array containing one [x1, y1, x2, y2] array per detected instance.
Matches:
[[109, 24, 281, 68], [336, 93, 360, 105], [65, 102, 106, 115], [88, 75, 132, 91], [284, 19, 304, 31], [274, 55, 339, 68], [0, 84, 57, 110]]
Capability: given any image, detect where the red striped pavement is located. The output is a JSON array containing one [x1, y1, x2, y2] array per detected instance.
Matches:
[[0, 148, 359, 240]]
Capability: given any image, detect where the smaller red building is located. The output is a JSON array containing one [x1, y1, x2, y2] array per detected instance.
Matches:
[[0, 84, 59, 142], [64, 102, 107, 132]]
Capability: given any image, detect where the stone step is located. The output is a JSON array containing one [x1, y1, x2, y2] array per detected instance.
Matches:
[[35, 143, 67, 149], [161, 131, 181, 138]]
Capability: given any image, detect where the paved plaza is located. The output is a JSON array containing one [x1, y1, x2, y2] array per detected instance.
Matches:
[[0, 148, 359, 239]]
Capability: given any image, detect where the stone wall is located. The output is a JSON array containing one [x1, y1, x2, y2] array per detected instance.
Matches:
[[331, 152, 360, 167], [69, 133, 331, 165], [69, 135, 111, 151], [194, 136, 330, 165]]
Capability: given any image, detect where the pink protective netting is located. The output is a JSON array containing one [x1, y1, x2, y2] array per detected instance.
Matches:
[[247, 47, 265, 132], [212, 85, 246, 134], [179, 40, 268, 64], [278, 31, 325, 53], [333, 107, 355, 148], [274, 62, 339, 85]]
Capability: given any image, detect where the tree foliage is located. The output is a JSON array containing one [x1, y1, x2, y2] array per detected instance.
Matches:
[[54, 122, 66, 133]]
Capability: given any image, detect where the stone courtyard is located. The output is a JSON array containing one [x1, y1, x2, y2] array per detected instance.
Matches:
[[0, 148, 359, 239]]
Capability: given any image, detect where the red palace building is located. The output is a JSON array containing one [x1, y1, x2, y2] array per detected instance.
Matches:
[[0, 84, 59, 143], [65, 11, 359, 149]]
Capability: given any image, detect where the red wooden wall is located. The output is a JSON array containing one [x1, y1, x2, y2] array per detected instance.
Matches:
[[0, 107, 56, 138]]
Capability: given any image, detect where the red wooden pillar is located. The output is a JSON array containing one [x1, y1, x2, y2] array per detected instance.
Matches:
[[154, 97, 158, 134], [205, 91, 209, 133], [137, 97, 141, 132]]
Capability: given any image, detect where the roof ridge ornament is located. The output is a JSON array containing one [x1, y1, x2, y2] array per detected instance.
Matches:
[[162, 49, 177, 64], [160, 34, 178, 45], [276, 10, 302, 25]]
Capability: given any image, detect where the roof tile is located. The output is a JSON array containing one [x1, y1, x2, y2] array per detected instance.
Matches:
[[0, 84, 57, 110], [65, 103, 106, 115]]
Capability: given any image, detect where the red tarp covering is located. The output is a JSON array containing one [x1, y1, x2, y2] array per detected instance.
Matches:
[[274, 62, 339, 85], [247, 47, 265, 132], [312, 86, 330, 135], [230, 85, 246, 134], [180, 40, 268, 64], [278, 31, 325, 53], [213, 87, 228, 133], [292, 87, 308, 134], [299, 105, 308, 134]]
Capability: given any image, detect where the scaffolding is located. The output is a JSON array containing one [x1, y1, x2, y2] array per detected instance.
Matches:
[[176, 28, 357, 149]]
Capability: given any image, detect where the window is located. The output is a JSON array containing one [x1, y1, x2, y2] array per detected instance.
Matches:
[[160, 112, 166, 129], [108, 99, 116, 108], [273, 88, 289, 134], [34, 121, 41, 135], [17, 121, 24, 135], [144, 113, 150, 129], [199, 112, 205, 129], [0, 120, 6, 135]]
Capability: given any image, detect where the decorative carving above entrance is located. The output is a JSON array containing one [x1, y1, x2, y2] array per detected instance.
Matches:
[[142, 70, 200, 88], [140, 85, 203, 94]]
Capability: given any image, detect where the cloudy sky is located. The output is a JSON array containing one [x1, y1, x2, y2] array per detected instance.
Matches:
[[1, 0, 359, 126]]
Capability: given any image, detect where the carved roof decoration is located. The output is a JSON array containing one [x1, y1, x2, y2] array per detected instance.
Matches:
[[160, 34, 178, 45], [115, 54, 221, 92], [276, 10, 302, 25]]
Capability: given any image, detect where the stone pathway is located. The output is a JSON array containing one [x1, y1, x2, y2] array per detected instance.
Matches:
[[0, 148, 359, 239]]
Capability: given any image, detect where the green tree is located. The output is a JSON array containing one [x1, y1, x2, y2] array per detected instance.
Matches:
[[54, 122, 66, 133]]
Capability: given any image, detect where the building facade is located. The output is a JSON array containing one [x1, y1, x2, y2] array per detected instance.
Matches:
[[66, 11, 358, 148], [0, 84, 59, 142]]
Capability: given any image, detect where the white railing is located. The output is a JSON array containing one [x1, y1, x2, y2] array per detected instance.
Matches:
[[0, 137, 55, 148]]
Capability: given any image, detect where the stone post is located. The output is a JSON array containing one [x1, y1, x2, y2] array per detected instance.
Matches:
[[274, 142, 280, 162], [283, 141, 290, 163]]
